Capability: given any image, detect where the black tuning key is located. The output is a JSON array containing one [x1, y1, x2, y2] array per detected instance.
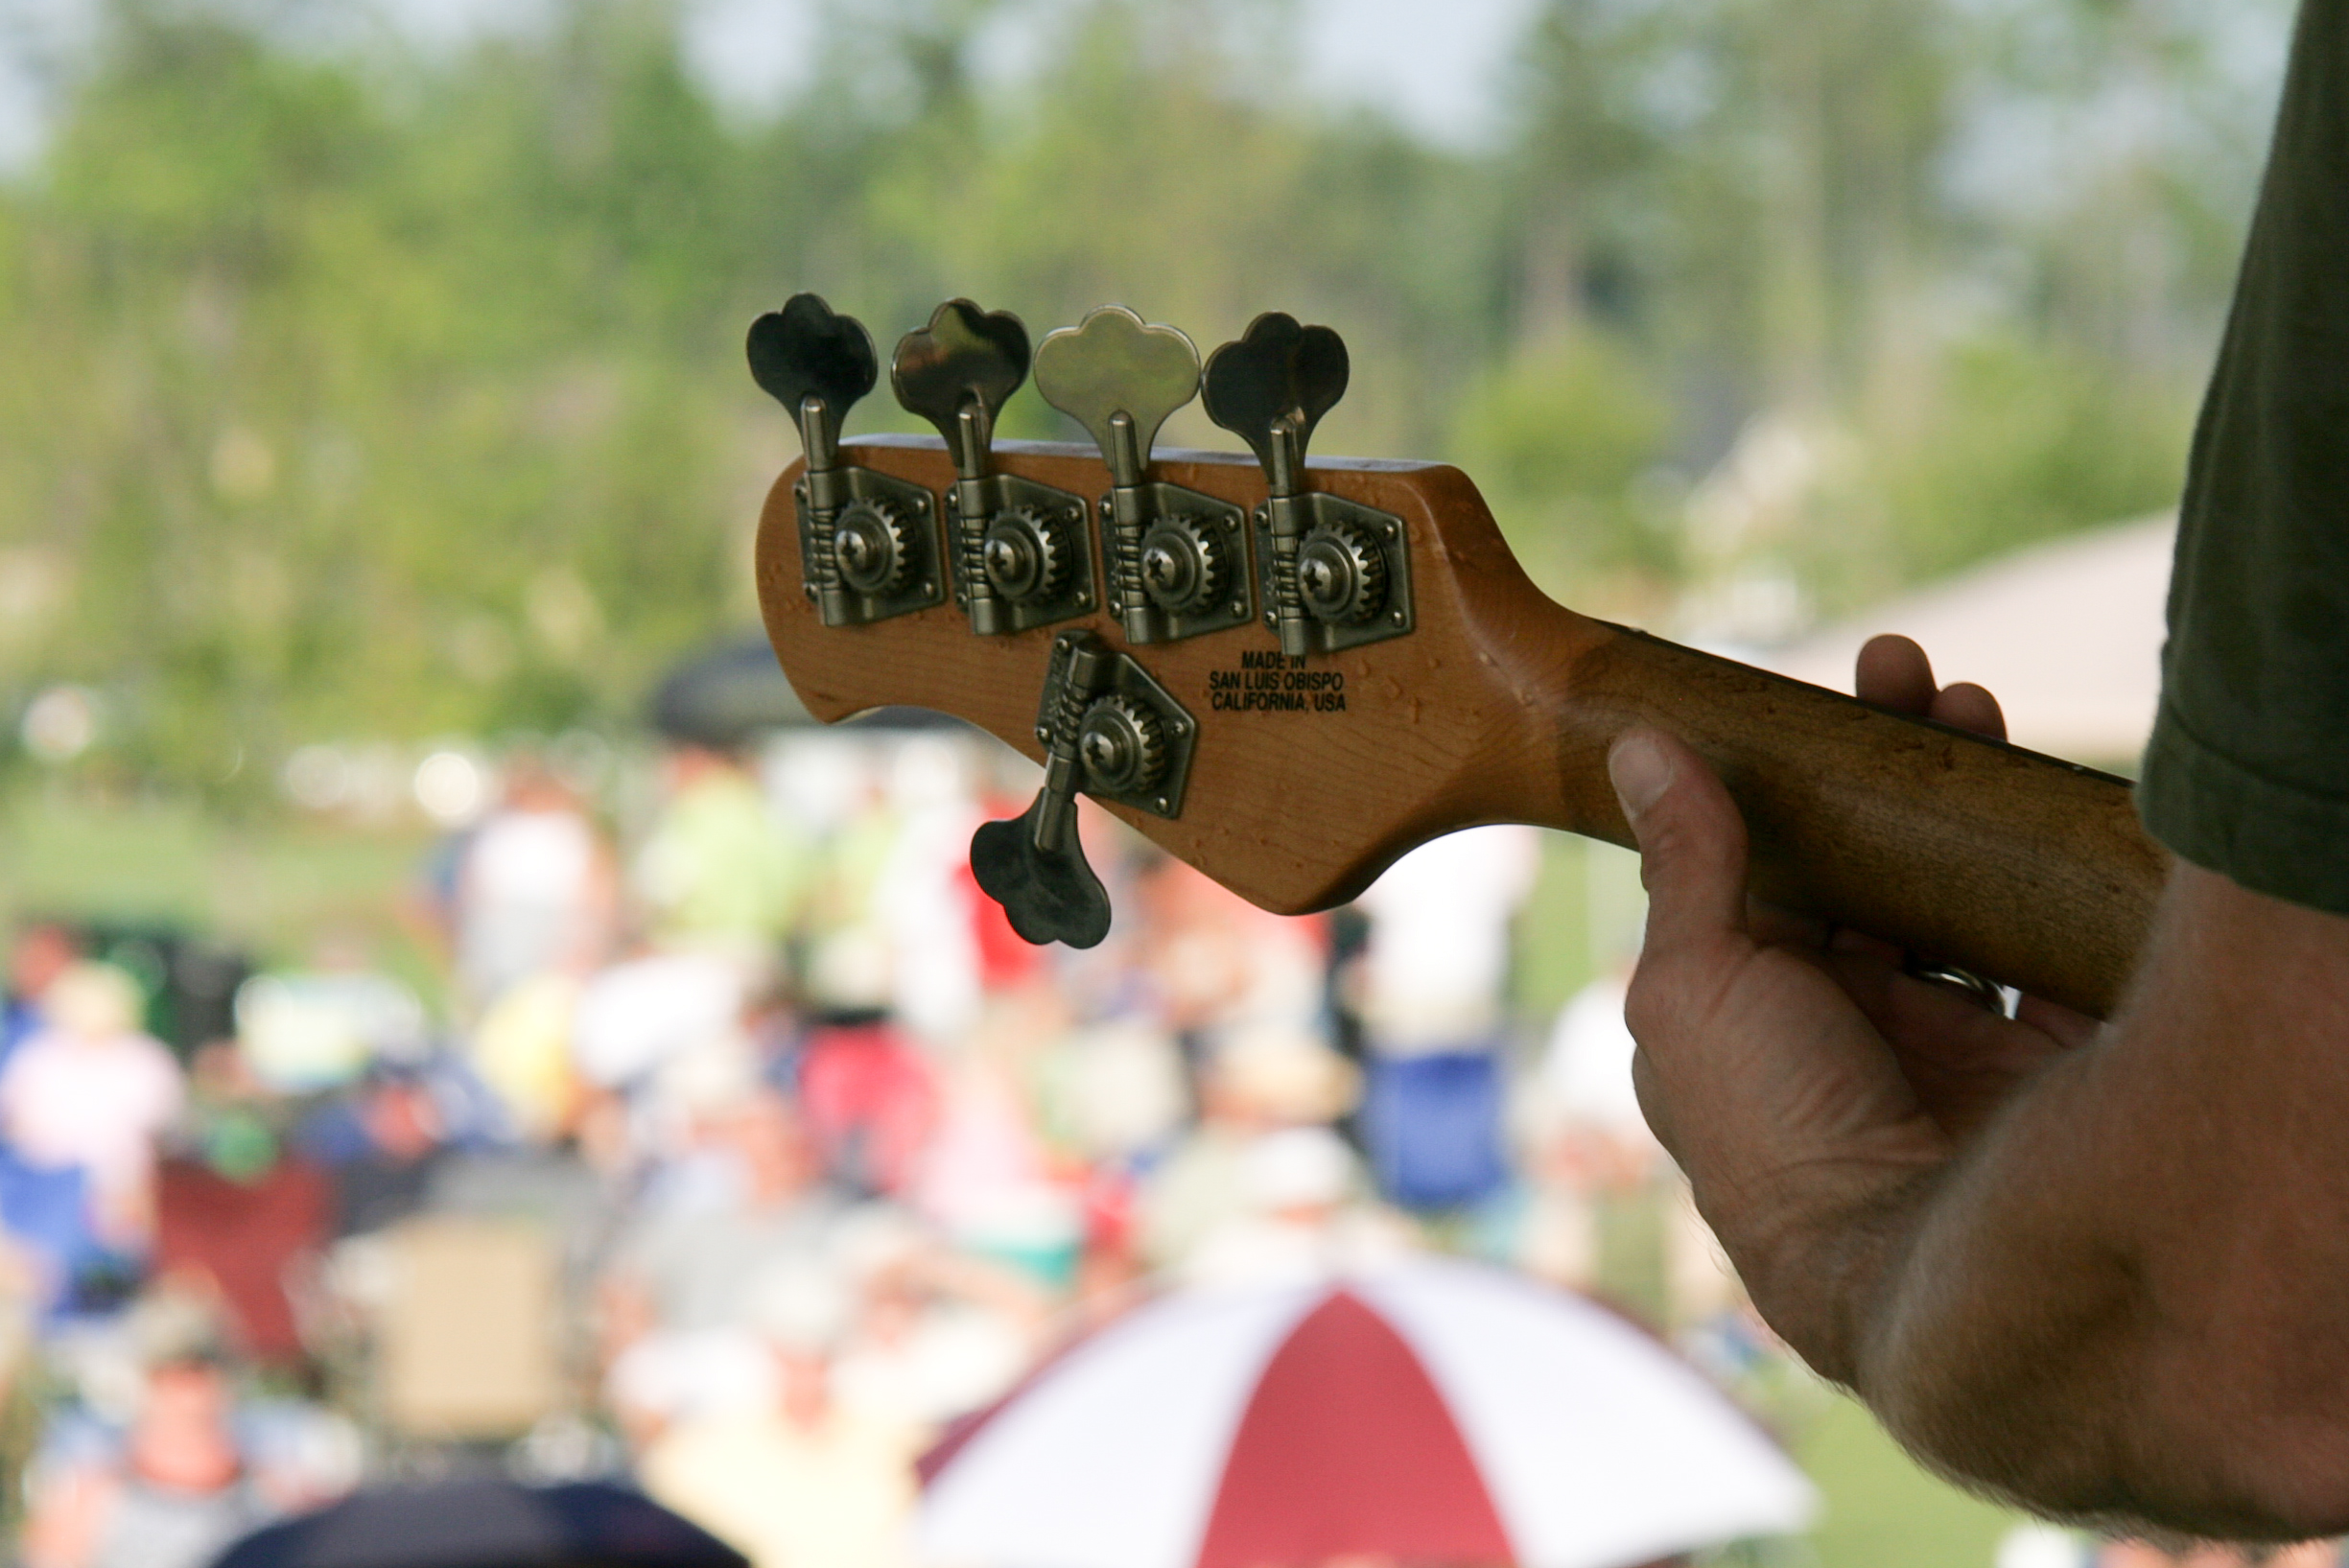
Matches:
[[1203, 313, 1413, 659], [971, 630, 1198, 948], [1036, 307, 1253, 644], [893, 301, 1095, 638], [747, 294, 946, 628]]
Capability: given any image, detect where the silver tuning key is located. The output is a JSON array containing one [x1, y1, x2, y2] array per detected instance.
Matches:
[[1035, 307, 1253, 644]]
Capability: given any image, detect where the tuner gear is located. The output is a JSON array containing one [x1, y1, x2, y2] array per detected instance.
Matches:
[[1137, 515, 1227, 616], [1295, 520, 1387, 624], [1076, 695, 1167, 799], [981, 506, 1074, 603], [832, 498, 913, 597]]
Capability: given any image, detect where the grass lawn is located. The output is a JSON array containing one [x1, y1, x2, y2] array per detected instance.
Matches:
[[0, 785, 444, 1001], [1797, 1393, 2027, 1568]]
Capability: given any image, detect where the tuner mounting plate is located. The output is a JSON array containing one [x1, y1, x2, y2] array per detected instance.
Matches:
[[1252, 493, 1413, 655], [1098, 480, 1253, 644], [793, 466, 946, 627], [1033, 636, 1197, 819], [951, 475, 1096, 636]]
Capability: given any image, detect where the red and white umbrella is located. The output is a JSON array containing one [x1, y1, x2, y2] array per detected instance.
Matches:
[[918, 1259, 1816, 1568]]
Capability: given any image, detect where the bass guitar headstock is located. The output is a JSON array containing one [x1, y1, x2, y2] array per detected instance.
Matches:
[[748, 293, 1597, 948]]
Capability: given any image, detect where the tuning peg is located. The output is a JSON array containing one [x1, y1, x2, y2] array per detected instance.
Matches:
[[1202, 312, 1350, 492], [1034, 306, 1200, 486], [1202, 315, 1352, 657], [892, 302, 1103, 639], [971, 633, 1116, 948], [891, 300, 1031, 479], [1035, 307, 1233, 644], [750, 295, 948, 629], [746, 293, 879, 470], [971, 630, 1199, 947]]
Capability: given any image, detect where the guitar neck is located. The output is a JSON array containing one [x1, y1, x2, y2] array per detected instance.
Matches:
[[1445, 590, 2168, 1018], [759, 437, 2166, 1018]]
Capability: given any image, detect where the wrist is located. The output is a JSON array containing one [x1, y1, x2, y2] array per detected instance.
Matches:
[[1705, 1156, 1947, 1390]]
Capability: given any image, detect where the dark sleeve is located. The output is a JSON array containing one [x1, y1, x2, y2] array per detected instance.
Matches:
[[2137, 0, 2349, 916]]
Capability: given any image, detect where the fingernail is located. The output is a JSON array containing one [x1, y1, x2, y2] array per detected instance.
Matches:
[[1609, 730, 1676, 821]]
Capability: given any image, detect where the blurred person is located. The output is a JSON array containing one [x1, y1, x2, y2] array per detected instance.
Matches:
[[295, 1063, 459, 1237], [1139, 1024, 1360, 1275], [1134, 858, 1328, 1046], [4, 923, 81, 1063], [469, 968, 585, 1144], [639, 1267, 922, 1568], [21, 1355, 278, 1568], [452, 760, 616, 1014], [0, 962, 185, 1251], [1180, 1124, 1415, 1288], [798, 763, 904, 1019], [907, 985, 1080, 1286], [871, 736, 991, 1046], [1348, 826, 1539, 1213], [633, 742, 812, 966], [153, 1053, 332, 1368], [600, 1090, 849, 1439], [2098, 1545, 2339, 1567], [829, 1207, 1042, 1433], [1517, 969, 1735, 1328], [798, 1014, 939, 1202]]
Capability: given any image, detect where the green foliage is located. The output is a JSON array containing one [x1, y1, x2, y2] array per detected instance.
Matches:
[[1449, 331, 1677, 597], [0, 0, 2289, 796], [1854, 334, 2196, 593]]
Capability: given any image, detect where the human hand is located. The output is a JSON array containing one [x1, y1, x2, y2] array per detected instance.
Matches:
[[1609, 634, 2092, 1381]]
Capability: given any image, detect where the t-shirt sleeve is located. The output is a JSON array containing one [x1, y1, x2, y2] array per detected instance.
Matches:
[[2137, 0, 2349, 916]]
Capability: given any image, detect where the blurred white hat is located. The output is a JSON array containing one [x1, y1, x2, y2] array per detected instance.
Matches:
[[749, 1264, 853, 1356], [1243, 1126, 1358, 1212]]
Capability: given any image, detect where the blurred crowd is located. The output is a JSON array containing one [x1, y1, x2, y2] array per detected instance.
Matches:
[[0, 726, 1708, 1568], [0, 727, 2298, 1568]]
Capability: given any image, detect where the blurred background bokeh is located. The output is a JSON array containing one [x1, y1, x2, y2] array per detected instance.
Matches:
[[0, 0, 2303, 1564]]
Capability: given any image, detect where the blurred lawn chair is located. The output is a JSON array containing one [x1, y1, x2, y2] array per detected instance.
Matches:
[[372, 1217, 564, 1441]]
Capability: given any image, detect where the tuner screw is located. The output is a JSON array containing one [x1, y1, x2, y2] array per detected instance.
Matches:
[[1296, 520, 1387, 625], [1138, 515, 1227, 616], [981, 506, 1073, 603], [1075, 695, 1166, 799], [832, 497, 914, 596]]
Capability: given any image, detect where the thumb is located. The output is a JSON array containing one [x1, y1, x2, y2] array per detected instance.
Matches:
[[1609, 726, 1751, 955]]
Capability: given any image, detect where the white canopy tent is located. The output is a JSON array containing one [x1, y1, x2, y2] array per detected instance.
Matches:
[[1765, 514, 2175, 767]]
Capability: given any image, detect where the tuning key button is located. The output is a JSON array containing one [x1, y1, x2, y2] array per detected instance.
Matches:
[[890, 299, 1032, 475], [1296, 520, 1386, 624], [832, 498, 914, 597], [1138, 515, 1226, 616], [981, 506, 1077, 603], [1076, 696, 1166, 798]]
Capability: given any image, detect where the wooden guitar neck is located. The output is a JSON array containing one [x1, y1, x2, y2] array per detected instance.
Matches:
[[759, 435, 2167, 1020]]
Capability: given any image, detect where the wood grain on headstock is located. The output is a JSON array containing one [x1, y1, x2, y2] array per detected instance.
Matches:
[[757, 433, 2169, 1018]]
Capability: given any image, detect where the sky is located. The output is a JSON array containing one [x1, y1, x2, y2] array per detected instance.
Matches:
[[678, 0, 1545, 147], [0, 0, 1546, 169]]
